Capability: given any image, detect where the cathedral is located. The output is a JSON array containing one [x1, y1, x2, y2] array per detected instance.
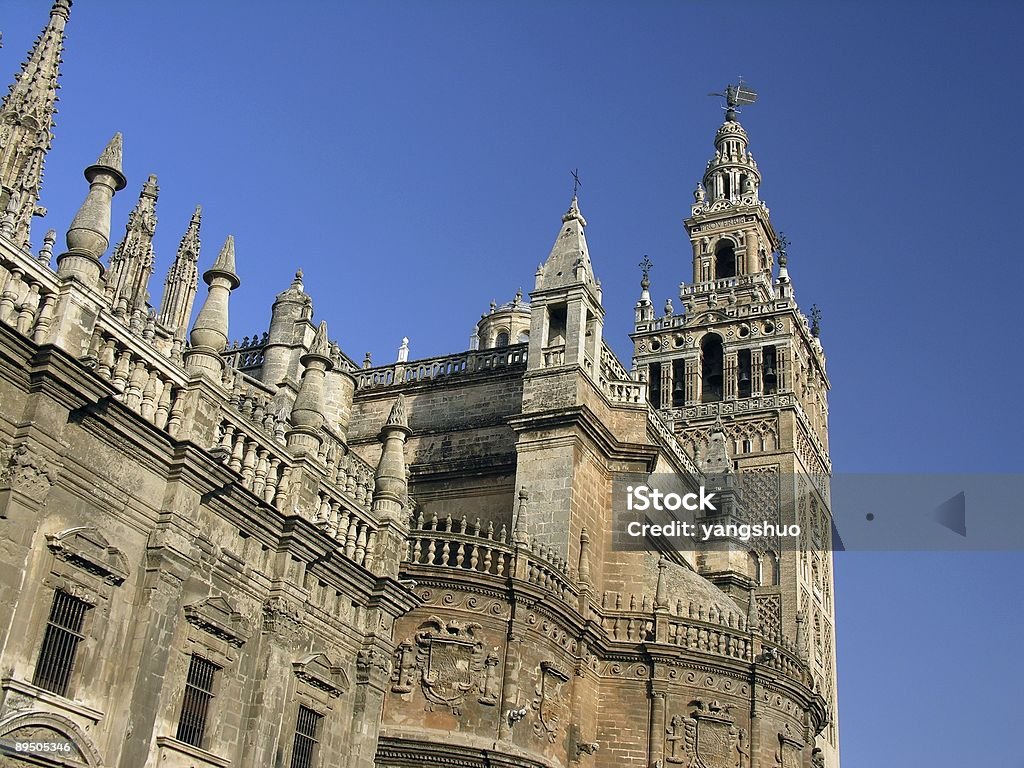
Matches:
[[0, 3, 839, 767]]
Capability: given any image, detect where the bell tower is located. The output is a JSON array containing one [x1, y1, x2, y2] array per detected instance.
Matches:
[[631, 87, 840, 766]]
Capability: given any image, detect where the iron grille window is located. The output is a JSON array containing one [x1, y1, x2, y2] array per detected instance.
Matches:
[[290, 705, 323, 768], [32, 590, 89, 696], [176, 655, 220, 747]]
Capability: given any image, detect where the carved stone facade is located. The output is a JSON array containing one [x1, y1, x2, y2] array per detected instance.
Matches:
[[0, 6, 837, 768]]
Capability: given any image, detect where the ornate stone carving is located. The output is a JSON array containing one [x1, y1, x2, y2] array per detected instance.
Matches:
[[357, 647, 391, 685], [391, 640, 415, 693], [531, 661, 570, 743], [184, 596, 249, 647], [46, 527, 129, 585], [775, 723, 805, 768], [0, 443, 58, 505], [262, 596, 303, 639], [666, 699, 743, 768], [402, 616, 494, 714]]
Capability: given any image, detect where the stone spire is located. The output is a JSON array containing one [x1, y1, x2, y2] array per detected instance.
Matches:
[[287, 321, 333, 454], [184, 235, 239, 377], [535, 195, 596, 292], [157, 205, 202, 340], [56, 133, 127, 289], [0, 0, 72, 249], [105, 174, 158, 320]]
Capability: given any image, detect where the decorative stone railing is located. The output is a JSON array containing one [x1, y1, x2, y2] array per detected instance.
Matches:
[[681, 272, 772, 297], [83, 320, 190, 436], [540, 344, 564, 368], [598, 593, 808, 683], [407, 511, 513, 577], [355, 344, 528, 390], [647, 405, 700, 477], [404, 511, 575, 602], [212, 414, 291, 504], [0, 256, 58, 344], [635, 314, 687, 332], [313, 486, 377, 568], [599, 342, 631, 381]]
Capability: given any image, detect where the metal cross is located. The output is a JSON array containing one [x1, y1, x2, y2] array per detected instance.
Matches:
[[778, 232, 791, 257], [571, 168, 582, 197]]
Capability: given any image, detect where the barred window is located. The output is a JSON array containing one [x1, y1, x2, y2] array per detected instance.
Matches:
[[290, 705, 323, 768], [32, 590, 89, 696], [176, 655, 220, 747]]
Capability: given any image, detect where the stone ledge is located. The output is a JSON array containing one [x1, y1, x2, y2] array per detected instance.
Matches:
[[155, 736, 232, 767]]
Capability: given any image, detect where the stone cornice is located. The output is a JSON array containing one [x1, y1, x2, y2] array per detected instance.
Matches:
[[508, 404, 658, 470]]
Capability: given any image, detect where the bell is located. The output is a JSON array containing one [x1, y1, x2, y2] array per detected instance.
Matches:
[[763, 365, 777, 384], [673, 379, 684, 394], [739, 370, 750, 385]]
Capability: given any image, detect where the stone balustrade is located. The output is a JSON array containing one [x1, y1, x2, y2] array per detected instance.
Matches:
[[356, 344, 528, 390], [647, 405, 701, 477], [404, 510, 576, 602], [0, 256, 58, 344]]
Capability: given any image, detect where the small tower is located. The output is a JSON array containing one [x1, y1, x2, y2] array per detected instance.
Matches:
[[0, 0, 72, 249], [475, 290, 531, 350], [526, 195, 604, 378], [260, 271, 312, 388]]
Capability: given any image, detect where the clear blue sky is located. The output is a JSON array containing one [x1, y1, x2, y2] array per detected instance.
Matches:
[[3, 1, 1023, 764]]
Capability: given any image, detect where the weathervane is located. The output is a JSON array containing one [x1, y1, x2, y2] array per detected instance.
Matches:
[[639, 255, 653, 279], [709, 79, 758, 118], [777, 231, 790, 266], [571, 168, 582, 197], [810, 304, 822, 338]]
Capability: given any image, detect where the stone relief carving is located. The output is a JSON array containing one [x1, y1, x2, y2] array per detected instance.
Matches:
[[0, 443, 58, 505], [775, 723, 805, 768], [391, 616, 498, 714], [665, 699, 745, 768], [531, 661, 570, 743]]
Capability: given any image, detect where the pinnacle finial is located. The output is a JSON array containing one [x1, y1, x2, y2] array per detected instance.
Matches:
[[386, 394, 408, 429], [205, 235, 239, 288], [0, 0, 72, 246], [50, 0, 72, 20], [307, 319, 330, 360], [88, 132, 127, 190], [562, 195, 587, 226]]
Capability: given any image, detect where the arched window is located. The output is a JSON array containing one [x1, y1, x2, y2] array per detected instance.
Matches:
[[701, 334, 724, 403], [715, 240, 736, 279], [495, 331, 510, 347]]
